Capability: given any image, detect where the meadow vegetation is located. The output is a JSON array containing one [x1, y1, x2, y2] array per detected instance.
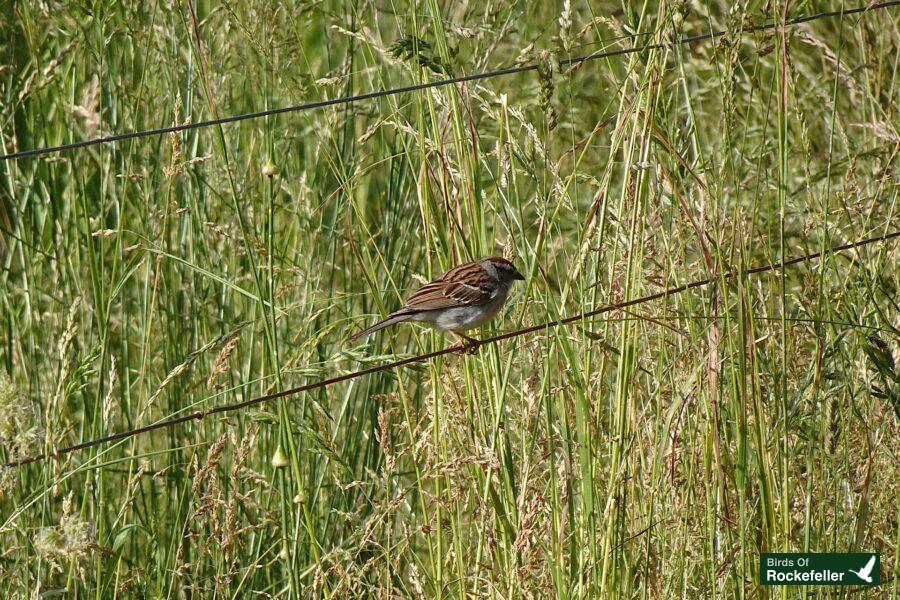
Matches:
[[0, 0, 898, 596]]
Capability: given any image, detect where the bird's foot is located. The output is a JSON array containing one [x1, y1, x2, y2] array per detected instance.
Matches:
[[450, 334, 481, 355], [453, 342, 480, 355]]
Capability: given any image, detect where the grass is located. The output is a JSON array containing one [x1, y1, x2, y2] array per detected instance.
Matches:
[[1, 0, 899, 597]]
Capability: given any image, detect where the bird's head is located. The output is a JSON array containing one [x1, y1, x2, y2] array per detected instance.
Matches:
[[484, 256, 526, 282]]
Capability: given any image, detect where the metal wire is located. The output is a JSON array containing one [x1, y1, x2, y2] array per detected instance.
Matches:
[[1, 1, 897, 162], [4, 230, 897, 468]]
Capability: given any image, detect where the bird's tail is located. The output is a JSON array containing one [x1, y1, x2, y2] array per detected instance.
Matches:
[[349, 312, 413, 342]]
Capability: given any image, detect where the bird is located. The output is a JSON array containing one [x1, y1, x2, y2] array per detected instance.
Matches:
[[350, 256, 525, 351], [848, 555, 876, 583]]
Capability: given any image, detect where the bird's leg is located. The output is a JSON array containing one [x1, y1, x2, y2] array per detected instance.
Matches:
[[448, 331, 481, 355]]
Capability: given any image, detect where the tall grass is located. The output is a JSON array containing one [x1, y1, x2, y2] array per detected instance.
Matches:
[[1, 0, 898, 597]]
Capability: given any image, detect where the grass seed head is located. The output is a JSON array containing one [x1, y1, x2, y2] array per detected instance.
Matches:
[[33, 491, 93, 575], [0, 376, 41, 461]]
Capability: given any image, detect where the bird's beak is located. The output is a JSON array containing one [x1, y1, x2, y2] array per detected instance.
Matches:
[[513, 268, 525, 281]]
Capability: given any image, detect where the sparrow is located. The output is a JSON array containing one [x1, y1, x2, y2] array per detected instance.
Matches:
[[350, 256, 525, 350]]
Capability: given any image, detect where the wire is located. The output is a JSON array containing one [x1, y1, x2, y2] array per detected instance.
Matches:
[[3, 230, 897, 469], [2, 1, 897, 162]]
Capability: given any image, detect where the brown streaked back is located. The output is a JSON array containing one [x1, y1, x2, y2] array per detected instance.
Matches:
[[396, 260, 497, 314]]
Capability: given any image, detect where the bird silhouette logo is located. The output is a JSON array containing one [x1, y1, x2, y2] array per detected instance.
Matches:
[[847, 555, 877, 583]]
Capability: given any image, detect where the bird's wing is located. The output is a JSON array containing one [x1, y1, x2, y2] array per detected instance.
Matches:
[[401, 280, 493, 311], [443, 281, 496, 305], [398, 261, 496, 312], [860, 555, 876, 576]]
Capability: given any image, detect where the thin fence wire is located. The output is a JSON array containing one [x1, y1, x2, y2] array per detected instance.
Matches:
[[1, 1, 897, 161], [3, 230, 897, 469]]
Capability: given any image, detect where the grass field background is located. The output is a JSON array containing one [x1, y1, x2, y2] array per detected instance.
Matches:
[[1, 0, 898, 597]]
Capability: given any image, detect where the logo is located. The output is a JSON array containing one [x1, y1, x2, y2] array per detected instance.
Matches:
[[760, 553, 880, 586]]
